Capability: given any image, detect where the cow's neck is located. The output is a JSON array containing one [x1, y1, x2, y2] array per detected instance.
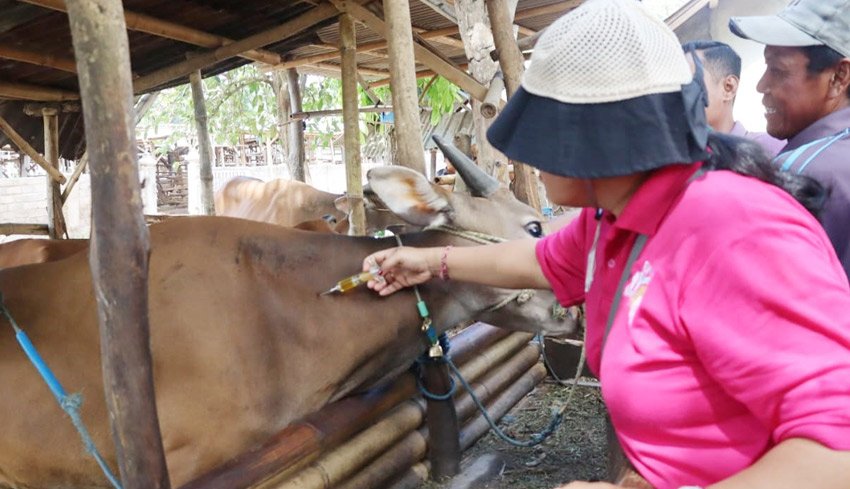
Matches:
[[319, 230, 503, 397]]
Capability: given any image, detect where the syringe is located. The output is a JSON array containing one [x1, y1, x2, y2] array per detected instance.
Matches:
[[320, 261, 386, 296]]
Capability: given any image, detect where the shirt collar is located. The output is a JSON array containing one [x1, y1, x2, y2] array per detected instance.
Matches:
[[786, 106, 850, 151], [729, 121, 747, 137], [611, 162, 703, 236]]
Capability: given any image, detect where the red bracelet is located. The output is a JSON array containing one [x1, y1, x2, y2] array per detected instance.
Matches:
[[439, 245, 453, 281]]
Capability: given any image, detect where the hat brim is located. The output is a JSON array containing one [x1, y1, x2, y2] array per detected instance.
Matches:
[[486, 86, 708, 179], [729, 15, 823, 47]]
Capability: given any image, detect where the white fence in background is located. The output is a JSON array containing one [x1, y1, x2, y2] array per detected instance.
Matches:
[[0, 174, 91, 241]]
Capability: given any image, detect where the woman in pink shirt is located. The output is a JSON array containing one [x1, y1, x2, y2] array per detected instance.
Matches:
[[362, 0, 850, 488]]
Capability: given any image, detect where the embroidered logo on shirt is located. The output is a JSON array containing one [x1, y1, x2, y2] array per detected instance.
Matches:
[[623, 261, 653, 325]]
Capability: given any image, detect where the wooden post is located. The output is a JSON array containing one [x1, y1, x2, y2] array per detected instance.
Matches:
[[286, 68, 306, 182], [42, 108, 68, 238], [486, 0, 540, 209], [65, 2, 170, 489], [271, 72, 290, 168], [421, 360, 461, 479], [189, 70, 215, 215], [429, 149, 437, 180], [383, 0, 427, 175], [340, 13, 366, 236]]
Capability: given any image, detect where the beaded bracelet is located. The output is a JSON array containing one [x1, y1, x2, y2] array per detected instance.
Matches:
[[439, 245, 453, 281]]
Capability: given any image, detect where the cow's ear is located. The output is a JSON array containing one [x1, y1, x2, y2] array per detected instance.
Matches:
[[367, 167, 452, 227], [333, 195, 350, 213]]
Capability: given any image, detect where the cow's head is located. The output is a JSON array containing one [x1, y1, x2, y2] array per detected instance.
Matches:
[[365, 137, 575, 336]]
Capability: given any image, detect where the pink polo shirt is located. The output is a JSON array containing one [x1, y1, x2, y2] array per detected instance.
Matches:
[[536, 162, 850, 489]]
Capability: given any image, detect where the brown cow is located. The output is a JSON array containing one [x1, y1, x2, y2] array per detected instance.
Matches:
[[0, 149, 573, 488], [0, 239, 88, 269]]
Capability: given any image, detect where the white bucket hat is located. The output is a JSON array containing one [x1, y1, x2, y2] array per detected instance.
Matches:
[[730, 0, 850, 58], [488, 0, 710, 179]]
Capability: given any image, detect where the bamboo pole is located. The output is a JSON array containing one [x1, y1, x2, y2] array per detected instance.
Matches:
[[459, 363, 547, 450], [454, 343, 541, 422], [385, 462, 431, 489], [479, 74, 504, 119], [0, 223, 50, 235], [286, 68, 306, 182], [340, 13, 366, 236], [272, 401, 424, 489], [0, 45, 77, 73], [18, 0, 280, 65], [132, 3, 339, 93], [176, 322, 499, 489], [262, 40, 390, 71], [0, 114, 66, 183], [65, 1, 170, 488], [334, 429, 428, 489], [333, 0, 488, 102], [0, 81, 79, 101], [42, 108, 67, 239], [189, 71, 215, 215], [487, 0, 540, 209]]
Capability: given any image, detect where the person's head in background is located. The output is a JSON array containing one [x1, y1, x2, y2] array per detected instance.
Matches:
[[683, 41, 742, 133], [730, 0, 850, 141]]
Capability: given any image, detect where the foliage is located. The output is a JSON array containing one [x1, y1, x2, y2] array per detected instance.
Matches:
[[138, 65, 465, 155]]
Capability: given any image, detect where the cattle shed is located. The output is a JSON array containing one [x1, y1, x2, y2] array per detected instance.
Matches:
[[0, 1, 715, 489]]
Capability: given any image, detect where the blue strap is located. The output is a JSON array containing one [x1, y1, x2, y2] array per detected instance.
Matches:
[[775, 128, 850, 173], [797, 128, 850, 174]]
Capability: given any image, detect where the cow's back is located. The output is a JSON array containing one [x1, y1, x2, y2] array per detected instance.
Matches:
[[215, 177, 344, 227], [0, 239, 88, 269]]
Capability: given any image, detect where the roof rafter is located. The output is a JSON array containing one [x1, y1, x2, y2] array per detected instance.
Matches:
[[18, 0, 281, 65]]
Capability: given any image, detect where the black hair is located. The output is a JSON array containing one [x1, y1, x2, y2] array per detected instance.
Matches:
[[801, 45, 850, 98], [705, 132, 828, 219], [682, 40, 742, 79]]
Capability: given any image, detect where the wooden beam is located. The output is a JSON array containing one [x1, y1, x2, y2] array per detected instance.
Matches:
[[61, 152, 88, 204], [516, 25, 535, 36], [666, 0, 711, 31], [0, 114, 67, 183], [189, 71, 215, 216], [513, 0, 582, 21], [332, 0, 487, 101], [368, 67, 464, 88], [291, 105, 393, 118], [418, 0, 458, 23], [0, 45, 77, 73], [0, 81, 79, 102], [66, 2, 170, 489], [133, 3, 340, 93], [0, 223, 50, 236], [18, 0, 280, 65], [261, 41, 388, 71], [310, 62, 390, 77], [340, 13, 366, 236]]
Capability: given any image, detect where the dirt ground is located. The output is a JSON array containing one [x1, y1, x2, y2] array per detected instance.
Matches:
[[428, 377, 609, 489]]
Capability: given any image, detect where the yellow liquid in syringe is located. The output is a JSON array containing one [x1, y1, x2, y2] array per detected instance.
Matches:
[[321, 268, 383, 295]]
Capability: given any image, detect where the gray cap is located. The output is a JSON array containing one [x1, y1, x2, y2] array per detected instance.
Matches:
[[729, 0, 850, 58]]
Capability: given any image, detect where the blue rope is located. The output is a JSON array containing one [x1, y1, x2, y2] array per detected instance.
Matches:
[[1, 295, 124, 489]]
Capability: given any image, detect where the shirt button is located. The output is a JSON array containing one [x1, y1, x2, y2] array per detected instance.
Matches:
[[607, 259, 616, 268]]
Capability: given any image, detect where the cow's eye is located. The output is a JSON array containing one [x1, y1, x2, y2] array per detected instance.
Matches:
[[525, 221, 543, 238]]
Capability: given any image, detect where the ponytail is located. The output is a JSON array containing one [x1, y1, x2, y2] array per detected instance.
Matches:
[[704, 132, 828, 219]]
